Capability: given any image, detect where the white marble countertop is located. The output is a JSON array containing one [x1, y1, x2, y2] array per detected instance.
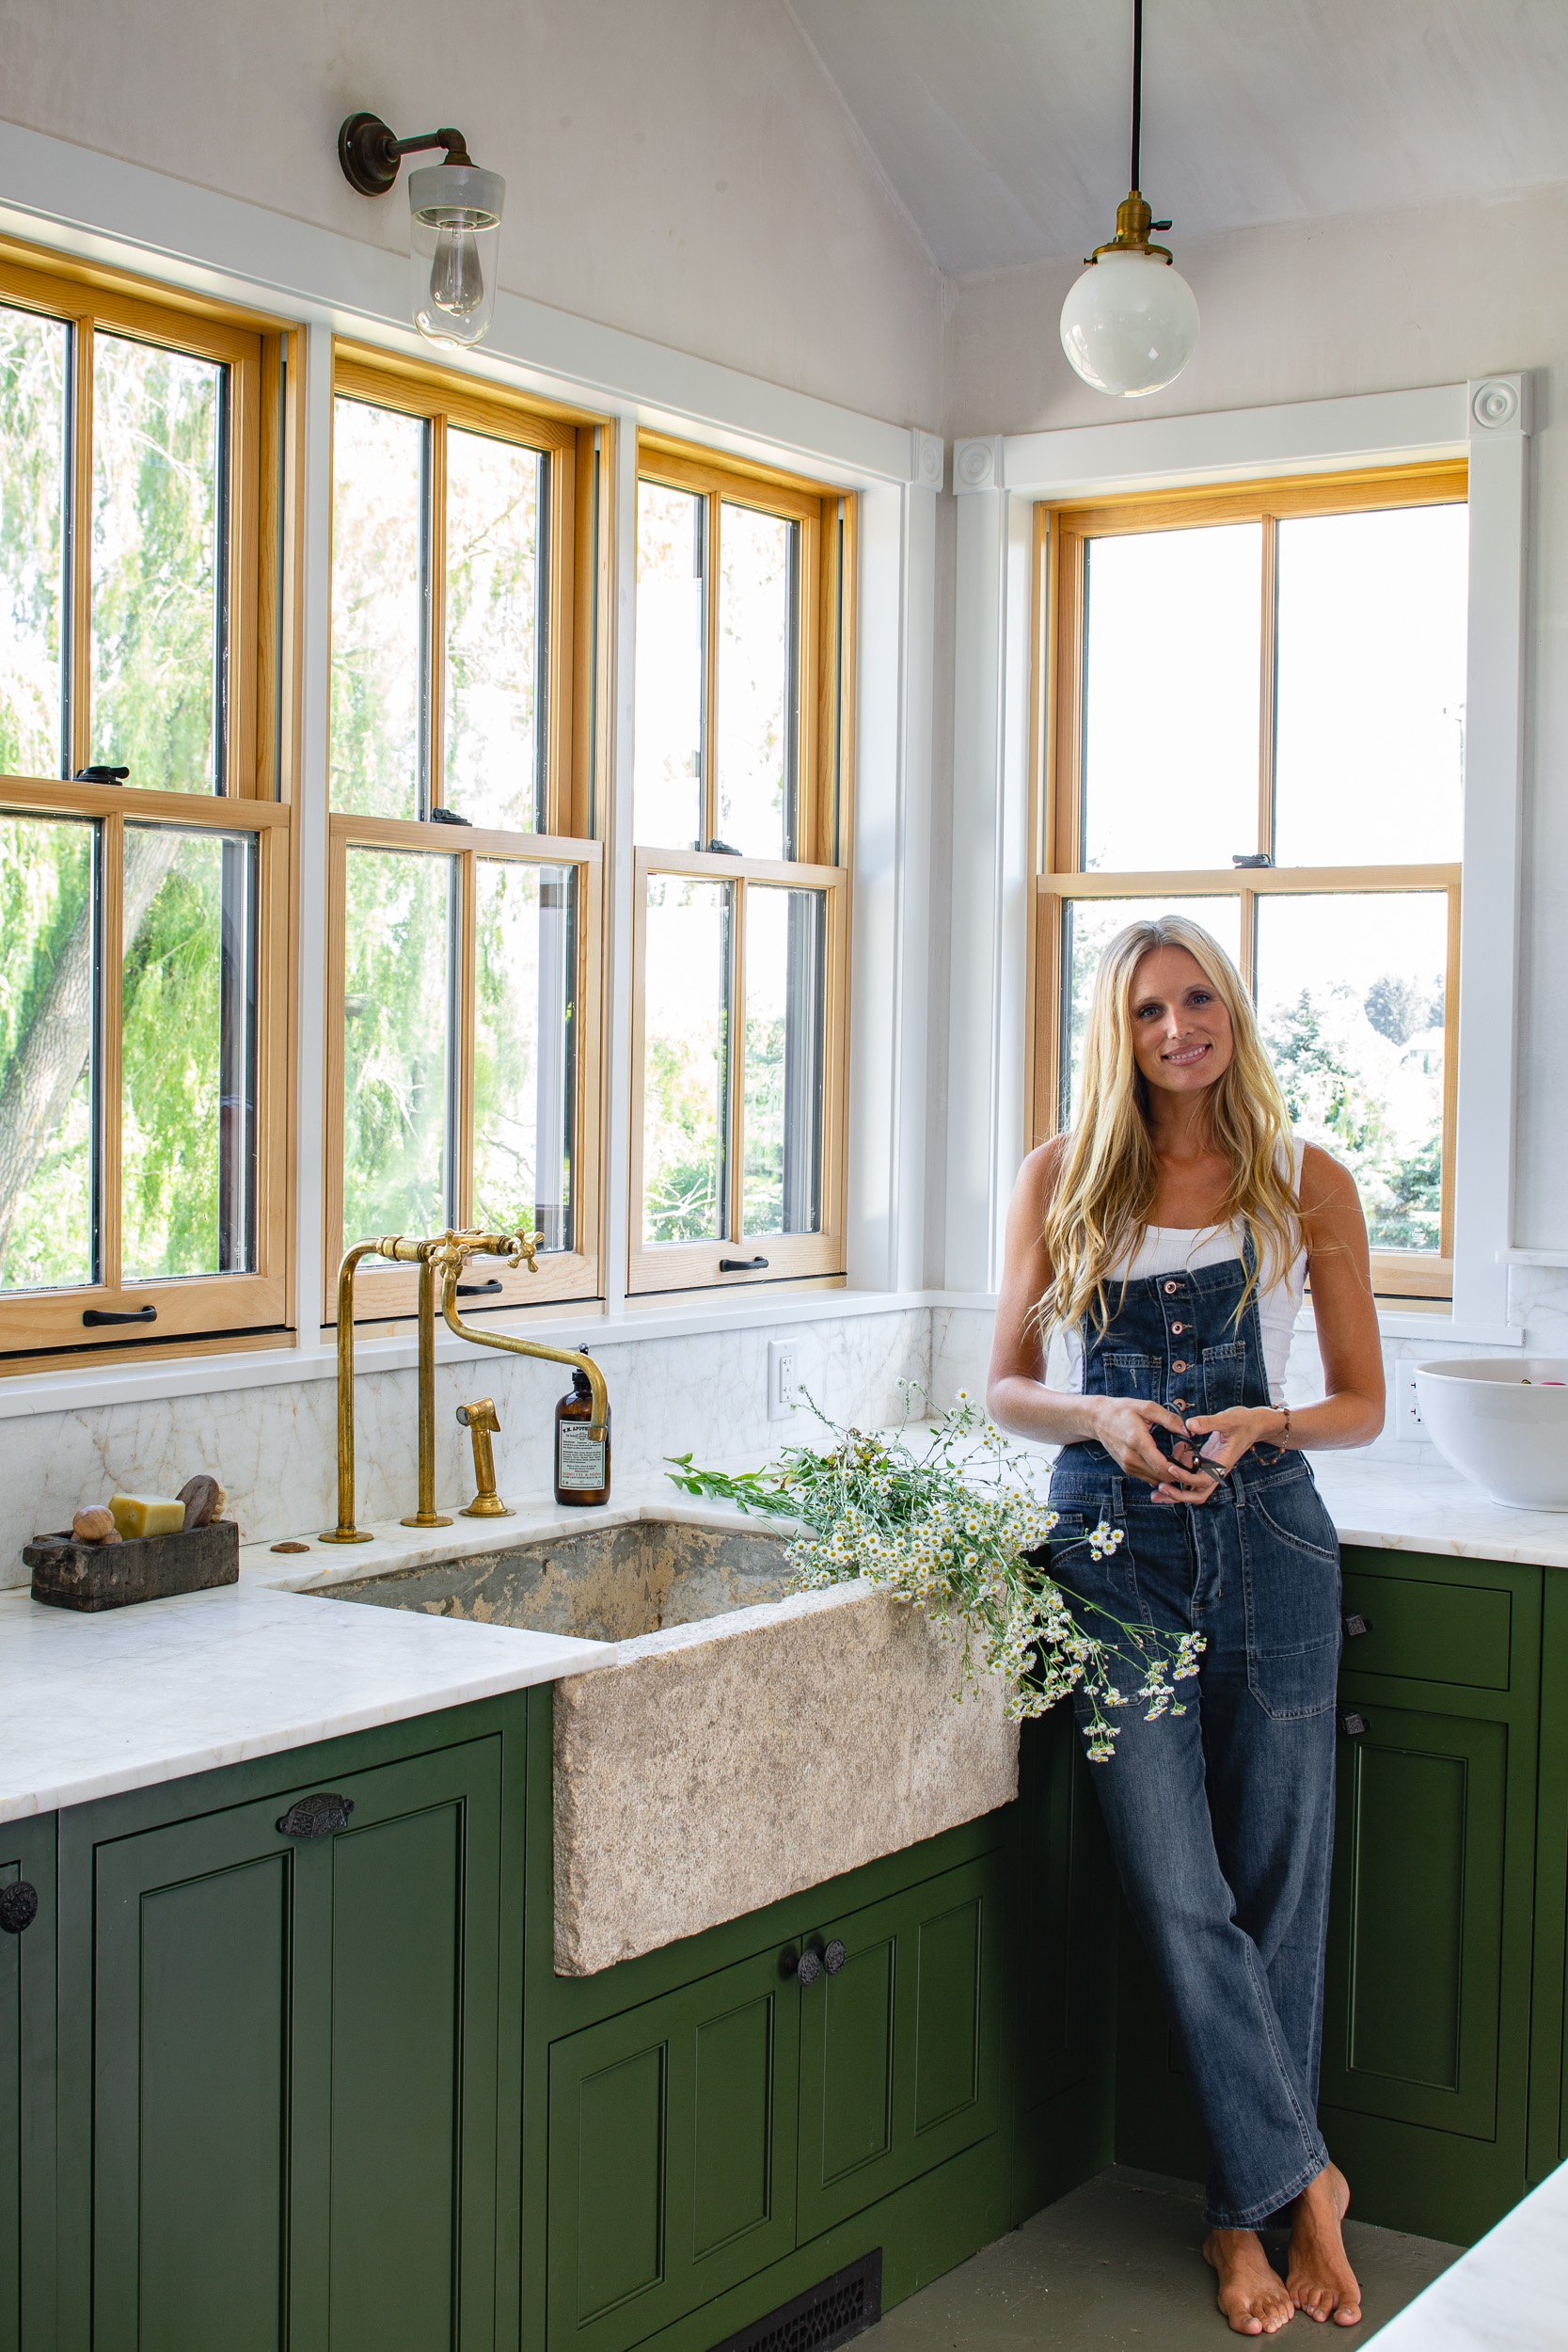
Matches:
[[5, 1432, 1563, 1831], [1365, 2156, 1566, 2349]]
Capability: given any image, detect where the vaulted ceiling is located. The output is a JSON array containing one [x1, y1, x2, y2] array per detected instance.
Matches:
[[786, 1, 1568, 277]]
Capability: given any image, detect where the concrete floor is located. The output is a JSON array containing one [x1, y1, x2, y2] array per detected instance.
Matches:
[[859, 2169, 1461, 2348]]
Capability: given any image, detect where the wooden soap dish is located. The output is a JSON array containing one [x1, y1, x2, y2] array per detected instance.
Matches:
[[24, 1519, 240, 1612]]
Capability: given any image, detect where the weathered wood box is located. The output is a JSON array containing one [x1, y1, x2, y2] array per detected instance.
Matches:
[[24, 1519, 240, 1611]]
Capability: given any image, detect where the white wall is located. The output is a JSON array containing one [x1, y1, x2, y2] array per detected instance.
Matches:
[[942, 181, 1568, 1252], [0, 0, 942, 426]]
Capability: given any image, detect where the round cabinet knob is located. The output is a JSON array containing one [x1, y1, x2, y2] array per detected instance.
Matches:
[[0, 1880, 40, 1935], [1338, 1708, 1370, 1739], [822, 1938, 847, 1976], [795, 1946, 823, 1988]]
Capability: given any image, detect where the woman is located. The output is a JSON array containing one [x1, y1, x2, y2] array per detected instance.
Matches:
[[988, 916, 1384, 2337]]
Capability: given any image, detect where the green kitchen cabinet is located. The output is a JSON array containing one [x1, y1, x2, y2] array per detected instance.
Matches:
[[546, 1944, 800, 2352], [1318, 1549, 1542, 2241], [2, 1816, 55, 2352], [544, 1836, 1008, 2352], [53, 1702, 523, 2352], [1528, 1563, 1568, 2183], [796, 1850, 1005, 2239]]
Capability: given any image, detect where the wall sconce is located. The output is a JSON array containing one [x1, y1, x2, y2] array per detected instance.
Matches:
[[338, 111, 505, 349]]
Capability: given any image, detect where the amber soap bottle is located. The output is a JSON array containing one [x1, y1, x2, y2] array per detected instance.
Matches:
[[555, 1356, 610, 1506]]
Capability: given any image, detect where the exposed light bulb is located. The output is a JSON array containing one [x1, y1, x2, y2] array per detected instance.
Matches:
[[429, 222, 485, 318]]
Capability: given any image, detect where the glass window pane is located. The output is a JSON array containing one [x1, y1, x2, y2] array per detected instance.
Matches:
[[331, 399, 425, 819], [91, 335, 223, 793], [1082, 525, 1260, 871], [0, 306, 69, 780], [1059, 896, 1243, 1126], [718, 502, 796, 859], [641, 873, 730, 1245], [121, 827, 257, 1279], [1275, 504, 1468, 866], [743, 885, 825, 1236], [342, 848, 452, 1248], [1256, 891, 1449, 1255], [634, 482, 705, 848], [474, 860, 576, 1251], [444, 428, 546, 831], [0, 814, 96, 1291]]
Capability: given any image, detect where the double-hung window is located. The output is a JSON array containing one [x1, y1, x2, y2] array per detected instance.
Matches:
[[1034, 465, 1467, 1300], [326, 352, 607, 1322], [0, 252, 292, 1360], [630, 442, 852, 1294]]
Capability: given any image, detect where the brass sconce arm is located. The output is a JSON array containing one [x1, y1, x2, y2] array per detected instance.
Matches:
[[338, 113, 474, 197]]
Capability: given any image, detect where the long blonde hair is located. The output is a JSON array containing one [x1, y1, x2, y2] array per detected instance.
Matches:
[[1037, 914, 1301, 1340]]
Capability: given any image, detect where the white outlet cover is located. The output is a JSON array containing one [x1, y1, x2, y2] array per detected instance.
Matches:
[[768, 1339, 800, 1420]]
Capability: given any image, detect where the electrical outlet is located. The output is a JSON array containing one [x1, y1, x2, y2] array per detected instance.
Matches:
[[1397, 1367, 1425, 1442], [768, 1340, 800, 1421]]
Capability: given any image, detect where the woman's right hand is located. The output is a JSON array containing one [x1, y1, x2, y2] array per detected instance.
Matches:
[[1085, 1396, 1215, 1497]]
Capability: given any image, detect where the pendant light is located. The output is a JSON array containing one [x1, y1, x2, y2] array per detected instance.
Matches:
[[339, 112, 505, 350], [1059, 0, 1197, 397]]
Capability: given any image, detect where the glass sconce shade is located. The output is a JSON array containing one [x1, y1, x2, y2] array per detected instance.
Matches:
[[1059, 247, 1199, 397], [408, 163, 505, 349]]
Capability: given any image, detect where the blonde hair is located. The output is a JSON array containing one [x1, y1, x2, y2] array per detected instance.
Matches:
[[1037, 914, 1302, 1340]]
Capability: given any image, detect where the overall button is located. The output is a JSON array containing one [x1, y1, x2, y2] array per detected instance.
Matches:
[[1171, 1321, 1186, 1334], [1174, 1397, 1187, 1411], [1173, 1359, 1188, 1373], [1164, 1280, 1180, 1295]]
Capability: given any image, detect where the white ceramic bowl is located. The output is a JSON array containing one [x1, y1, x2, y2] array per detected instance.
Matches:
[[1414, 1357, 1568, 1511]]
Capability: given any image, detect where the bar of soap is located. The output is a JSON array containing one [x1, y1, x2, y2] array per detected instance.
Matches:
[[108, 1493, 186, 1540]]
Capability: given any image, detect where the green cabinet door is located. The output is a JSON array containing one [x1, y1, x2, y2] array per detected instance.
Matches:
[[547, 1945, 800, 2352], [797, 1850, 1004, 2244], [1318, 1549, 1542, 2242], [2, 1817, 55, 2352], [86, 1736, 503, 2352], [1528, 1565, 1568, 2182]]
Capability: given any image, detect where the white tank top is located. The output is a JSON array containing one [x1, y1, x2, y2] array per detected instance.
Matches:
[[1060, 1138, 1308, 1407]]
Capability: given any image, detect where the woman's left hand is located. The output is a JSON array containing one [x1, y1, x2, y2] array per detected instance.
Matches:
[[1150, 1405, 1288, 1505]]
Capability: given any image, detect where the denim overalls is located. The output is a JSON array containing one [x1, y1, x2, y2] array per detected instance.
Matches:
[[1037, 1238, 1342, 2229]]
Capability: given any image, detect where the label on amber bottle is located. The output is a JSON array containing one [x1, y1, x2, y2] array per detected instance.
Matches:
[[558, 1424, 607, 1490]]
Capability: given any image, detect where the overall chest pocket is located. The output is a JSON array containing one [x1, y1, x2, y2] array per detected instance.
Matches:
[[1095, 1351, 1162, 1401], [1201, 1343, 1248, 1412]]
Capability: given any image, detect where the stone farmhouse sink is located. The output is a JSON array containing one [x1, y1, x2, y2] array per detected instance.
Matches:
[[309, 1516, 1019, 1975]]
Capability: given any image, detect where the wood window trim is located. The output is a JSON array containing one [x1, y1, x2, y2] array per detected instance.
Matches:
[[628, 848, 849, 1297], [332, 346, 607, 841], [0, 246, 297, 1369], [628, 437, 854, 1295], [324, 819, 605, 1328], [1028, 465, 1467, 1306], [325, 350, 612, 1328]]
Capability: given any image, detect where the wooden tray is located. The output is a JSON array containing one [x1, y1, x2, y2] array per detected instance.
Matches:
[[24, 1518, 240, 1611]]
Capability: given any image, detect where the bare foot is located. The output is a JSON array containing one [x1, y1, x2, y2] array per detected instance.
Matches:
[[1203, 2228, 1297, 2335], [1287, 2163, 1362, 2327]]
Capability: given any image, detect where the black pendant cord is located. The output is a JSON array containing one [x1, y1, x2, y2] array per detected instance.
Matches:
[[1131, 0, 1144, 192]]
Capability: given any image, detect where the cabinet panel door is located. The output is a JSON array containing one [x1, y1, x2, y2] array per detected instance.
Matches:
[[547, 1947, 799, 2352], [89, 1737, 502, 2352], [1321, 1704, 1506, 2138], [797, 1852, 1003, 2243], [2, 1820, 55, 2352]]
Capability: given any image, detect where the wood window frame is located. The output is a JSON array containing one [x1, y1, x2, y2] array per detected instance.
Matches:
[[1029, 462, 1467, 1304], [0, 246, 298, 1368], [628, 438, 853, 1295], [325, 348, 610, 1326]]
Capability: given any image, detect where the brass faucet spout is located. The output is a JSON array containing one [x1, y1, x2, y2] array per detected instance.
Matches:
[[440, 1254, 609, 1427]]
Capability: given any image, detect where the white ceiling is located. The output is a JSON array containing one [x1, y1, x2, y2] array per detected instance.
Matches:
[[786, 1, 1568, 276]]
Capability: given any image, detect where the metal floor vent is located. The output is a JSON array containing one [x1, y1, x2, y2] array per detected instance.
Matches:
[[705, 2250, 882, 2352]]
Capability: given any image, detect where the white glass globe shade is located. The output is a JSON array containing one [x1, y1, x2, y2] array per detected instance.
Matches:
[[1059, 248, 1199, 397]]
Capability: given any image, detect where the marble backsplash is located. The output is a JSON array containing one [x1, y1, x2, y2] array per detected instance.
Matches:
[[0, 1309, 932, 1587]]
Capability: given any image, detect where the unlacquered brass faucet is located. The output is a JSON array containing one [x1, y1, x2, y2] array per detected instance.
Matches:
[[456, 1398, 510, 1518], [319, 1228, 610, 1543]]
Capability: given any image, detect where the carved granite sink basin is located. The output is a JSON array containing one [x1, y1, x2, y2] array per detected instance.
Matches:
[[309, 1515, 1019, 1977]]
